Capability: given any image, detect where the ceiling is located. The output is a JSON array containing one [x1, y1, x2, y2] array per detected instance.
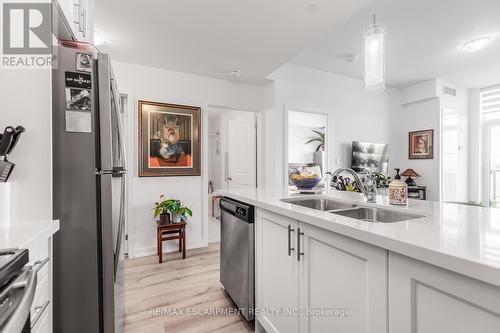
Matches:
[[94, 0, 369, 85], [292, 0, 500, 88]]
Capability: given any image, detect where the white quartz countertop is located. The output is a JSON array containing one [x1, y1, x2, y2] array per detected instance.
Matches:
[[217, 187, 500, 287], [0, 220, 60, 249]]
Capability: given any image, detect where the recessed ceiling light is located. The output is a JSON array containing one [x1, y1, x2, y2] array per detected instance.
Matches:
[[228, 70, 241, 77], [307, 2, 320, 12], [461, 36, 494, 52]]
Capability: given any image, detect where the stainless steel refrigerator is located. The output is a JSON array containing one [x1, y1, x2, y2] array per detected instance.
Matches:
[[52, 42, 126, 333]]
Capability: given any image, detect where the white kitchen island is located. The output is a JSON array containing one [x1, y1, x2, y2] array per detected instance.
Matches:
[[217, 187, 500, 333]]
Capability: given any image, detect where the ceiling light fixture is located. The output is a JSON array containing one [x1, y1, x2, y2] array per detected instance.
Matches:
[[461, 36, 494, 53], [228, 70, 241, 77], [363, 1, 386, 91]]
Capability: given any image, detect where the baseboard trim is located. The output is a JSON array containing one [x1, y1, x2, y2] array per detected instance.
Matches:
[[132, 239, 208, 259]]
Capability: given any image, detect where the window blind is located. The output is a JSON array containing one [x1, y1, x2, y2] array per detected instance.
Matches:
[[481, 85, 500, 120]]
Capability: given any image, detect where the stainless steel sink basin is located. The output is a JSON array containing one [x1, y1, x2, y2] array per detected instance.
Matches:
[[281, 198, 357, 211], [331, 207, 423, 223]]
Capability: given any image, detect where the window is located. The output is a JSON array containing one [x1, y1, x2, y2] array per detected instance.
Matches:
[[480, 85, 500, 121]]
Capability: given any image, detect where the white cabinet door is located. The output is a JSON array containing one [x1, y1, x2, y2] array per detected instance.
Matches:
[[298, 222, 387, 333], [56, 0, 91, 43], [389, 252, 500, 333], [256, 210, 299, 333]]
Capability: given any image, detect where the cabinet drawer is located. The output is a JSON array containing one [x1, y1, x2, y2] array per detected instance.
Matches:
[[31, 306, 50, 333], [31, 274, 50, 319]]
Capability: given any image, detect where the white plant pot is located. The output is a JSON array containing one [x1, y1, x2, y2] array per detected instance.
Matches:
[[172, 213, 181, 223]]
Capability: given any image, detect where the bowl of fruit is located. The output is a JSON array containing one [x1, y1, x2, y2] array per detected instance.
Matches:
[[290, 173, 321, 190]]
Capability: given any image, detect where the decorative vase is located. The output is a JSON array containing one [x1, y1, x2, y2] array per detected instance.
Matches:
[[159, 213, 170, 224], [313, 151, 326, 176]]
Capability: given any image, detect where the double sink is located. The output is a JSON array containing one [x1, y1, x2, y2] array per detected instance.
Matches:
[[281, 197, 423, 223]]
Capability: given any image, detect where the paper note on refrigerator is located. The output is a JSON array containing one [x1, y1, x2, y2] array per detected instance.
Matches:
[[66, 111, 92, 133]]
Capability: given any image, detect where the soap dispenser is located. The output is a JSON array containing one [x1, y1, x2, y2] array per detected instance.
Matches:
[[389, 168, 408, 205]]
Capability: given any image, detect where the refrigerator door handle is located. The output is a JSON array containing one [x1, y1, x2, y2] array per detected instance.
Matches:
[[97, 53, 126, 172], [114, 173, 126, 280]]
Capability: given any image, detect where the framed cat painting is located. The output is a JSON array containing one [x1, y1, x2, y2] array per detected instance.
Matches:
[[138, 100, 201, 176]]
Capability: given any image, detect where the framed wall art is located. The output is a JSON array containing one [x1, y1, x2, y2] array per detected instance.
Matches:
[[138, 100, 201, 177], [409, 129, 434, 159]]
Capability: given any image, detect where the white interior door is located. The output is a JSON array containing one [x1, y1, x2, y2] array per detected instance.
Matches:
[[483, 121, 500, 207], [227, 113, 256, 187], [441, 108, 468, 203]]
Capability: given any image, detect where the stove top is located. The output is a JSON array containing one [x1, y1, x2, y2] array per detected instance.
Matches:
[[0, 249, 29, 289]]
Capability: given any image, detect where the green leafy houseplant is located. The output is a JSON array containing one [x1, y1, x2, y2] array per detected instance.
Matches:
[[305, 129, 325, 152], [153, 195, 192, 223]]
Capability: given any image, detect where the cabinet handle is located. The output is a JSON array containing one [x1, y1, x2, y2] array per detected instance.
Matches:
[[287, 225, 295, 256], [297, 228, 304, 261], [73, 0, 80, 25], [33, 257, 49, 272], [81, 9, 87, 36], [30, 300, 50, 328]]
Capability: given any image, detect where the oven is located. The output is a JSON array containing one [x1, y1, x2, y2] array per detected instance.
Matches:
[[0, 249, 39, 333]]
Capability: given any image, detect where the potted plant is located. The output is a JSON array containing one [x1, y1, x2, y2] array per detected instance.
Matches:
[[171, 204, 193, 223], [306, 128, 326, 174], [153, 195, 180, 223], [153, 195, 192, 223], [305, 129, 325, 152]]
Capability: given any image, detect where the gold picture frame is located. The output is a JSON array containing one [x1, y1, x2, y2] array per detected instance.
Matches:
[[138, 100, 201, 177], [409, 129, 434, 159]]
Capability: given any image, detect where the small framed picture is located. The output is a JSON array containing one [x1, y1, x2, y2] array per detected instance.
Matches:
[[76, 53, 92, 72], [409, 129, 434, 159]]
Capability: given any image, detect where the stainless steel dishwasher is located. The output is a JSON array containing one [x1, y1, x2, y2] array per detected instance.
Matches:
[[220, 197, 254, 321]]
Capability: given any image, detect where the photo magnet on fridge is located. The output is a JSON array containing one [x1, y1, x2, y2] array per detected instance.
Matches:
[[65, 88, 92, 111], [76, 53, 92, 72]]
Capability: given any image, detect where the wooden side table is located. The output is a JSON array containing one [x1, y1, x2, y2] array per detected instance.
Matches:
[[156, 221, 187, 263]]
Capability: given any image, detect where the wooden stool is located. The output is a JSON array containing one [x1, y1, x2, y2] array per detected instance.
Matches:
[[156, 221, 187, 263]]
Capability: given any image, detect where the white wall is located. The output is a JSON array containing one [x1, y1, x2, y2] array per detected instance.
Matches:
[[265, 63, 403, 188], [390, 98, 441, 201], [0, 69, 52, 223], [112, 60, 272, 258], [468, 89, 482, 204], [288, 111, 327, 164]]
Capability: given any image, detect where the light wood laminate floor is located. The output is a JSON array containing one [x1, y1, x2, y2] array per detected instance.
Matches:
[[124, 243, 254, 333]]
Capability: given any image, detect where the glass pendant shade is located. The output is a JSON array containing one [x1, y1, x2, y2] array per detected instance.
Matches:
[[364, 24, 386, 91]]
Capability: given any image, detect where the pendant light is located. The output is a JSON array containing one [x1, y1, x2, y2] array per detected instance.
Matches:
[[363, 2, 386, 91]]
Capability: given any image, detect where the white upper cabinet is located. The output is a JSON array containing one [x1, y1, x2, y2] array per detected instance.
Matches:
[[56, 0, 92, 43]]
